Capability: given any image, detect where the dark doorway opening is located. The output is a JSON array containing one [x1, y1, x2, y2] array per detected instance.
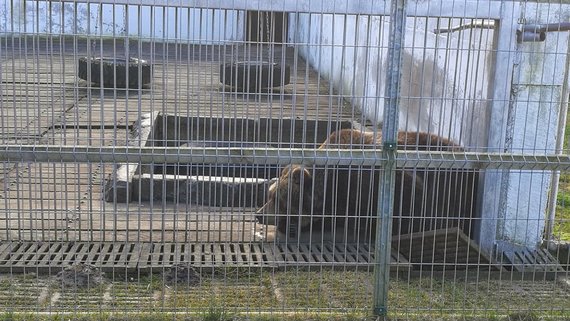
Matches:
[[246, 11, 288, 43]]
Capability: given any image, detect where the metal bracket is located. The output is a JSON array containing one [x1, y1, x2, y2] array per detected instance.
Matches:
[[383, 141, 397, 151], [434, 19, 495, 34], [374, 307, 387, 316], [434, 20, 570, 44], [517, 22, 570, 43]]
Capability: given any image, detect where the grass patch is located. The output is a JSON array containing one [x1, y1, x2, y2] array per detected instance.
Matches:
[[0, 276, 48, 308], [554, 118, 570, 241], [0, 271, 568, 319], [389, 277, 570, 314], [167, 271, 279, 309], [0, 311, 568, 321], [200, 306, 234, 321]]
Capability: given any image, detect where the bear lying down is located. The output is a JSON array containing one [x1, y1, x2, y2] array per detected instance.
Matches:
[[256, 129, 479, 242]]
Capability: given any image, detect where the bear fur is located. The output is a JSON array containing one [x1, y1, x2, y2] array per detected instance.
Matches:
[[256, 129, 479, 241]]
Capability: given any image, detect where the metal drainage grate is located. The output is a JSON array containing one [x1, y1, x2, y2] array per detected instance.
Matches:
[[0, 241, 411, 273], [497, 242, 566, 273], [139, 242, 275, 269], [0, 242, 141, 273], [271, 242, 410, 271], [393, 228, 502, 271]]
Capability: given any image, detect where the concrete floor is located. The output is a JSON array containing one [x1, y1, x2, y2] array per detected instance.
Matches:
[[0, 36, 360, 243]]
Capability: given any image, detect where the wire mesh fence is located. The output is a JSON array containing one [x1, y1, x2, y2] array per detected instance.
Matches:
[[1, 0, 570, 320]]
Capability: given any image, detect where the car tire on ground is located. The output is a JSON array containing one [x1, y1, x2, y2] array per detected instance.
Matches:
[[219, 61, 290, 92], [78, 57, 152, 88]]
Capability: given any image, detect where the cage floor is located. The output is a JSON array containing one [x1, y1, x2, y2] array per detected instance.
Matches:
[[0, 37, 364, 244]]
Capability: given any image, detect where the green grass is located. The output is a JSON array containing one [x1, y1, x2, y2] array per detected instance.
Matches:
[[554, 119, 570, 241], [0, 276, 48, 308], [0, 311, 568, 321], [200, 306, 235, 321], [1, 271, 568, 319], [555, 175, 570, 241]]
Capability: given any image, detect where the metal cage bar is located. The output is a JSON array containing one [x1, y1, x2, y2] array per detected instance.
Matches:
[[1, 0, 570, 319]]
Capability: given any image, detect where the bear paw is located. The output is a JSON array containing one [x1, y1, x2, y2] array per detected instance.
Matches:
[[253, 223, 276, 242]]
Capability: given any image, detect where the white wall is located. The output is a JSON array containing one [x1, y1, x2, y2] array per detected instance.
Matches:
[[496, 3, 570, 248], [289, 13, 494, 149], [0, 1, 244, 43]]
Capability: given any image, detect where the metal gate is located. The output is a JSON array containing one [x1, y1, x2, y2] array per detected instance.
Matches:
[[1, 0, 569, 319]]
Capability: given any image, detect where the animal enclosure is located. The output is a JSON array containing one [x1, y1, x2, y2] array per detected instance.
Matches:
[[0, 0, 570, 319]]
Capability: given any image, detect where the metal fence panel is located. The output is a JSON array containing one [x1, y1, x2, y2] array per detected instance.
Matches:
[[0, 0, 569, 320]]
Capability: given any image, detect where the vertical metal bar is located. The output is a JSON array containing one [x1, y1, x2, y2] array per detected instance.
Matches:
[[373, 0, 406, 316]]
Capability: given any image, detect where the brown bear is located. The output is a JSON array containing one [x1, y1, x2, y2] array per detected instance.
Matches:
[[256, 129, 478, 241]]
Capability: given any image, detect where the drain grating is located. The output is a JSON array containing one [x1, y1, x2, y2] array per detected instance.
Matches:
[[0, 234, 515, 273], [139, 242, 275, 268], [0, 241, 411, 273], [0, 242, 141, 273], [497, 241, 566, 273], [8, 229, 536, 273], [3, 231, 536, 273], [271, 243, 409, 270], [393, 228, 502, 270]]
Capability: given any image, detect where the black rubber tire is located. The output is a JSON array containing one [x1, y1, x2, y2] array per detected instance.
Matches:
[[78, 57, 152, 88], [220, 61, 290, 92]]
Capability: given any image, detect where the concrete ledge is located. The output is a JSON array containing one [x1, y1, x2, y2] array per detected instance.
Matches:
[[104, 112, 158, 203], [132, 173, 274, 207], [104, 112, 361, 207]]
